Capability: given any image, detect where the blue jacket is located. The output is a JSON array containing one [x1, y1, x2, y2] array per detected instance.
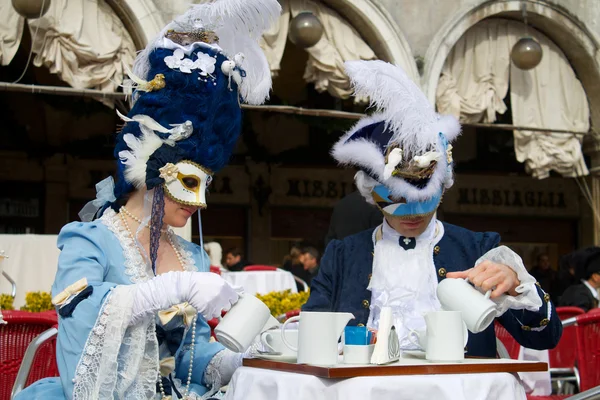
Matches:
[[303, 222, 562, 357]]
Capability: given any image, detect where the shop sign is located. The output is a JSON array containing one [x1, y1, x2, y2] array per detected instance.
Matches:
[[207, 166, 250, 204], [271, 168, 356, 207], [442, 174, 580, 217]]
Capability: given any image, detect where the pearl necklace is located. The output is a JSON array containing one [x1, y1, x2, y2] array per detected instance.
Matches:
[[117, 209, 195, 398], [120, 206, 168, 233], [157, 315, 197, 400]]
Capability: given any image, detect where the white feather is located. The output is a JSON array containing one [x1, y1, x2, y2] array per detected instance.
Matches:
[[132, 0, 280, 105], [344, 60, 460, 156], [119, 125, 164, 189]]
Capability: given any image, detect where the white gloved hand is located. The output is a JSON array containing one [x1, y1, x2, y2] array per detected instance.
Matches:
[[130, 271, 239, 326]]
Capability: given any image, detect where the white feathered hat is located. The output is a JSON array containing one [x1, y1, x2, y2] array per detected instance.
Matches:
[[332, 60, 461, 203]]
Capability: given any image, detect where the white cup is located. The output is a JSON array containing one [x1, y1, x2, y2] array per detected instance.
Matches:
[[343, 344, 375, 364], [414, 310, 465, 362], [436, 278, 497, 333], [261, 329, 298, 356], [214, 294, 279, 353], [408, 321, 468, 351]]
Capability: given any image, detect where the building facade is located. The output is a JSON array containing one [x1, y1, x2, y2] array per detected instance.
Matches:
[[1, 0, 600, 270]]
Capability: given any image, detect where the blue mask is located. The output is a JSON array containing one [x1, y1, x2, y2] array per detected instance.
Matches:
[[371, 184, 441, 217]]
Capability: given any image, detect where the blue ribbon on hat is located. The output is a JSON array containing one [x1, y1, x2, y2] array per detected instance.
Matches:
[[78, 176, 117, 222]]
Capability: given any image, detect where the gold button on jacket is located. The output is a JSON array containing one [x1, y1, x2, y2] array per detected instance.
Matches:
[[362, 299, 370, 309]]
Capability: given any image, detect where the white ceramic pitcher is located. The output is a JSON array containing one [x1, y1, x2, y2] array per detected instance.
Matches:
[[214, 294, 279, 353], [281, 311, 354, 365], [437, 278, 496, 333]]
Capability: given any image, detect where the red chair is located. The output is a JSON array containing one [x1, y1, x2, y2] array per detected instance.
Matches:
[[495, 321, 520, 359], [243, 265, 278, 272], [276, 309, 301, 323], [549, 307, 586, 393], [575, 312, 600, 391], [0, 310, 59, 399]]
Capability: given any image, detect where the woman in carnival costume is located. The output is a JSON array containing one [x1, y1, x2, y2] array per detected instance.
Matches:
[[303, 60, 562, 356], [16, 1, 281, 399]]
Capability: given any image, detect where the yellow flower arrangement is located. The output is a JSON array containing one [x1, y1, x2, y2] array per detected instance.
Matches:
[[256, 290, 310, 317], [0, 293, 14, 310], [20, 291, 53, 312]]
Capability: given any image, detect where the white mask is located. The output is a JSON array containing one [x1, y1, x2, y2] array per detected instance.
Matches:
[[161, 160, 211, 207]]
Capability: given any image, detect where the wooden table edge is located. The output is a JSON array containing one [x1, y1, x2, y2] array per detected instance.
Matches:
[[242, 358, 548, 379]]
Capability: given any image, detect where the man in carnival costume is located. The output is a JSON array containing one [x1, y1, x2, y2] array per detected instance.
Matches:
[[303, 60, 562, 357], [16, 1, 281, 399]]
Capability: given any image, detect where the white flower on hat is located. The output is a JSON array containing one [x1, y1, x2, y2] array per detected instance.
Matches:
[[164, 48, 185, 69], [195, 52, 216, 76]]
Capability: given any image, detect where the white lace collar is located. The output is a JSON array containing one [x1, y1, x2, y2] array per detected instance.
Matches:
[[100, 208, 197, 283]]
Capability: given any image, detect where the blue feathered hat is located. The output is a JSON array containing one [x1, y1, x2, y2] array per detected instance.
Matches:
[[332, 60, 461, 204], [111, 0, 281, 201]]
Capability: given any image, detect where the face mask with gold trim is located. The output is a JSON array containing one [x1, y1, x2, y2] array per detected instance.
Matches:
[[159, 161, 211, 207], [371, 184, 441, 218]]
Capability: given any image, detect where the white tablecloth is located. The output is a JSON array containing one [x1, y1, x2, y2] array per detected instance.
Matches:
[[224, 366, 527, 400], [518, 347, 551, 395], [221, 271, 298, 295], [0, 234, 60, 307]]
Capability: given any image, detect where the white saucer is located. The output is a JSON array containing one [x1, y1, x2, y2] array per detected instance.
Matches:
[[255, 354, 297, 363]]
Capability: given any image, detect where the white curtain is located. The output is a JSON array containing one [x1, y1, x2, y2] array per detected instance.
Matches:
[[0, 0, 135, 96], [436, 19, 589, 179], [0, 3, 24, 66], [260, 0, 377, 101]]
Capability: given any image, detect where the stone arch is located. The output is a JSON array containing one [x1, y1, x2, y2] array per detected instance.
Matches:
[[108, 0, 419, 81], [106, 0, 166, 50], [423, 0, 600, 130], [313, 0, 419, 81]]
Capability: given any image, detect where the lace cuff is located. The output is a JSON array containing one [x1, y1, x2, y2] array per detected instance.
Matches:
[[475, 246, 543, 316], [203, 349, 243, 396], [72, 285, 159, 399]]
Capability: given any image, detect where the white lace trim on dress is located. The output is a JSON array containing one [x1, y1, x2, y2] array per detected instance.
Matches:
[[72, 285, 159, 399]]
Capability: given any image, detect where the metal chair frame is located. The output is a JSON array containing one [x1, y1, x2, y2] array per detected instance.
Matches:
[[10, 327, 58, 399], [551, 317, 581, 394]]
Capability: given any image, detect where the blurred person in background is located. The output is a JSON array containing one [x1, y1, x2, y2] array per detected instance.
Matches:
[[204, 241, 226, 271], [555, 251, 580, 299], [224, 247, 251, 272], [560, 247, 600, 312], [299, 246, 320, 286], [529, 253, 557, 299]]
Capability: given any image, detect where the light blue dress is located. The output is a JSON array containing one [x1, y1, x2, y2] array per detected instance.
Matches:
[[16, 209, 225, 399]]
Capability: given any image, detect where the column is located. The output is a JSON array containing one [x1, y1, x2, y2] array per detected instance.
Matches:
[[584, 139, 600, 246], [246, 161, 272, 264]]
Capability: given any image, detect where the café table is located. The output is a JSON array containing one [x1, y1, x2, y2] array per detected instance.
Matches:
[[223, 357, 532, 400], [220, 270, 298, 295]]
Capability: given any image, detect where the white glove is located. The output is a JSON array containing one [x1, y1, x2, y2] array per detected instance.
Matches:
[[130, 271, 239, 326]]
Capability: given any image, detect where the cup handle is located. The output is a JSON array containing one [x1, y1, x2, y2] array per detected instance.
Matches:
[[465, 278, 492, 299], [407, 330, 423, 350], [260, 331, 276, 353], [281, 316, 299, 352]]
